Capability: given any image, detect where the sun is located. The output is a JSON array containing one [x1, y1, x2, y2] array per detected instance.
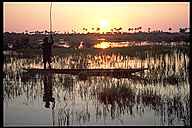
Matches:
[[100, 20, 108, 28]]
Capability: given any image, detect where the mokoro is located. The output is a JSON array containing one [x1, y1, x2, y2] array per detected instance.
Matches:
[[23, 68, 148, 76]]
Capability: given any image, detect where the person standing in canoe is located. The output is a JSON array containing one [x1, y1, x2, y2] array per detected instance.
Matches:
[[42, 35, 54, 69]]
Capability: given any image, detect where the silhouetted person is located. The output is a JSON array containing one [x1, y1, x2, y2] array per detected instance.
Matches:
[[42, 35, 54, 69], [43, 72, 55, 109]]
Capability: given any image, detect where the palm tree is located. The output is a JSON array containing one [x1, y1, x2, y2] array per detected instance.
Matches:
[[45, 30, 48, 35], [179, 28, 188, 33], [168, 28, 172, 33], [29, 31, 34, 35], [114, 27, 122, 33], [82, 28, 88, 34], [148, 27, 151, 33], [139, 26, 142, 32], [118, 27, 122, 33], [134, 28, 137, 33], [25, 30, 28, 34], [40, 31, 44, 34], [96, 27, 100, 34], [110, 29, 114, 34], [128, 28, 131, 33], [131, 28, 134, 32]]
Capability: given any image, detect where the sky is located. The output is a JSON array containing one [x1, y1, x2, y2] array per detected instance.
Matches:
[[4, 2, 190, 33]]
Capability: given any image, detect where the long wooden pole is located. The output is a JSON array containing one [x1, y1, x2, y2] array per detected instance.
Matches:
[[50, 2, 53, 35]]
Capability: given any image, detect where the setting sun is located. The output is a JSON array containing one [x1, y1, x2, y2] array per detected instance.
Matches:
[[4, 2, 189, 33], [100, 20, 108, 28]]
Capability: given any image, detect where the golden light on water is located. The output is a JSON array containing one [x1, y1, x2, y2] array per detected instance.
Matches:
[[97, 38, 106, 41], [94, 42, 111, 49], [111, 42, 129, 48], [94, 41, 129, 49]]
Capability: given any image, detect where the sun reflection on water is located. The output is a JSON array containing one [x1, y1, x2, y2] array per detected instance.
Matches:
[[94, 42, 111, 49], [94, 41, 130, 49]]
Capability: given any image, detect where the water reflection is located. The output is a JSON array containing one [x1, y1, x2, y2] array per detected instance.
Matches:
[[42, 72, 56, 126], [3, 46, 189, 126], [43, 72, 55, 109]]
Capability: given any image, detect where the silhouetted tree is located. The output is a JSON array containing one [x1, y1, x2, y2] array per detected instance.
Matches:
[[118, 27, 122, 33], [139, 26, 142, 32], [148, 27, 151, 33], [168, 28, 172, 32], [29, 31, 34, 34], [128, 28, 131, 32], [82, 28, 88, 34], [179, 28, 188, 33], [114, 27, 122, 33], [96, 27, 100, 33], [45, 30, 48, 35], [134, 28, 137, 33], [25, 30, 28, 34]]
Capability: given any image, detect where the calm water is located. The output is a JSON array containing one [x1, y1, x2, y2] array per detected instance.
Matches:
[[3, 45, 190, 126]]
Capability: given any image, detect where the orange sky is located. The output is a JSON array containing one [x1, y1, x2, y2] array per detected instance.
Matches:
[[4, 2, 189, 33]]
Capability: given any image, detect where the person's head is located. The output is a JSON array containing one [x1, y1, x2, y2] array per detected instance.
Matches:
[[43, 36, 48, 43]]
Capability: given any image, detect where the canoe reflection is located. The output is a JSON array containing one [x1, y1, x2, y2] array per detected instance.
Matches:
[[24, 68, 148, 82]]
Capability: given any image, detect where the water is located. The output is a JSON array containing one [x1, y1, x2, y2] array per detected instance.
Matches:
[[3, 44, 190, 126]]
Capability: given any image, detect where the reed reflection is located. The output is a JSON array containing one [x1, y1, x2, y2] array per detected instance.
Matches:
[[3, 45, 190, 126], [93, 81, 189, 125]]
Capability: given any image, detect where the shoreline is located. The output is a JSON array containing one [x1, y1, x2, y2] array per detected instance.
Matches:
[[3, 44, 190, 58]]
